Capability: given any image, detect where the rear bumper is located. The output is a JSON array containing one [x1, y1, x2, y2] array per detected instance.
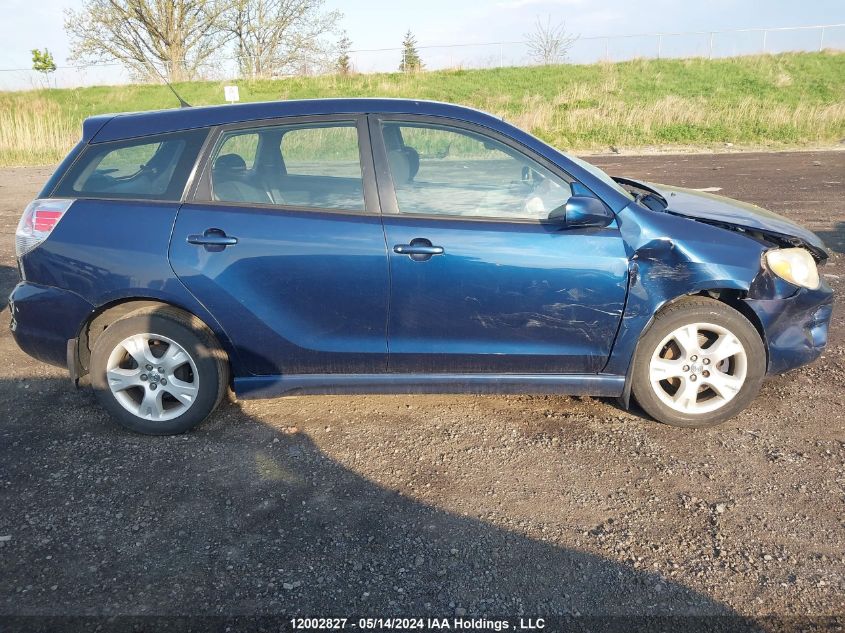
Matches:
[[8, 282, 93, 368], [745, 281, 834, 375]]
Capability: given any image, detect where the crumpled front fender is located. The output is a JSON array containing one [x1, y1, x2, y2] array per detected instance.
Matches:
[[607, 202, 834, 398], [605, 203, 769, 379], [745, 283, 834, 375]]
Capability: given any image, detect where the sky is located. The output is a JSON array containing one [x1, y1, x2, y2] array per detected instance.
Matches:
[[0, 0, 843, 87], [331, 0, 842, 50]]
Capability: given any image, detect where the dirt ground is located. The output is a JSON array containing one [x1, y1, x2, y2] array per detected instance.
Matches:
[[0, 151, 843, 629]]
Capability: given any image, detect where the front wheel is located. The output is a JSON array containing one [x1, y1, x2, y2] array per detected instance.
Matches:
[[90, 307, 229, 435], [631, 297, 766, 428]]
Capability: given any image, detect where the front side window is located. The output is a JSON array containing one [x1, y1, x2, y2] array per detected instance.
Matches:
[[381, 122, 573, 221], [208, 121, 365, 211], [54, 130, 207, 201]]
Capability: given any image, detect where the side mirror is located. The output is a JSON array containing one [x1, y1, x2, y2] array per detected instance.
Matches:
[[548, 196, 614, 228]]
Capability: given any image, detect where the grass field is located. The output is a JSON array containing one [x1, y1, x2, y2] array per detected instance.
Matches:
[[1, 52, 843, 166]]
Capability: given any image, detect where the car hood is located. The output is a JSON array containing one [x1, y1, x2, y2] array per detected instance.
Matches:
[[617, 178, 829, 259]]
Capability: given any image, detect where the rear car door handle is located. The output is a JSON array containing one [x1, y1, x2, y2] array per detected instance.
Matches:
[[393, 244, 444, 256], [393, 239, 444, 262], [187, 229, 238, 248]]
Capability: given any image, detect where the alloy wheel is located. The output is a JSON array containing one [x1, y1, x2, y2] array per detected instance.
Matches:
[[648, 321, 748, 415], [105, 333, 200, 421]]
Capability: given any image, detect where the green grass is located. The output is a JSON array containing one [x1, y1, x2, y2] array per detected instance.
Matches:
[[1, 52, 844, 166]]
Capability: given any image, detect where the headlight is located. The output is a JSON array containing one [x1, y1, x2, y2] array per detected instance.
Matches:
[[764, 248, 820, 289]]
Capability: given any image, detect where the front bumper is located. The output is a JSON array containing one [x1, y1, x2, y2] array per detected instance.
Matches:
[[745, 280, 834, 375], [9, 281, 94, 368]]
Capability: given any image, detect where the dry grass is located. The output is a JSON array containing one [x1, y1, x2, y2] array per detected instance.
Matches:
[[0, 99, 78, 166], [503, 95, 845, 150], [1, 52, 843, 166]]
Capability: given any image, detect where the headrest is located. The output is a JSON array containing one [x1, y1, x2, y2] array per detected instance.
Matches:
[[403, 147, 420, 180], [213, 153, 247, 173], [388, 149, 411, 186]]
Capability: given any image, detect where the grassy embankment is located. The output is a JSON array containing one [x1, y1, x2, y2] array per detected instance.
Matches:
[[0, 51, 843, 166]]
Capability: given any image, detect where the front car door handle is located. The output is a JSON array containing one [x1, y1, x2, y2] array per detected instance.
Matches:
[[393, 244, 444, 256], [187, 230, 238, 247]]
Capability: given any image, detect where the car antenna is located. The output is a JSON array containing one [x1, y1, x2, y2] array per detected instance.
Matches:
[[151, 65, 192, 108], [168, 82, 192, 108]]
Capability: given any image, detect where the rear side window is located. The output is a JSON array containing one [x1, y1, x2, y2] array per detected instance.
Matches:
[[282, 127, 362, 178], [205, 121, 365, 211], [54, 129, 207, 201], [216, 132, 259, 169]]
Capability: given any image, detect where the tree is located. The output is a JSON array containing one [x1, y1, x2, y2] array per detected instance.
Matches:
[[525, 16, 577, 65], [222, 0, 341, 79], [64, 0, 228, 82], [399, 30, 422, 73], [31, 48, 57, 88], [336, 32, 352, 75]]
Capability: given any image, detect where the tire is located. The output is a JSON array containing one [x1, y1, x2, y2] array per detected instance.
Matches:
[[90, 306, 229, 435], [631, 296, 765, 428]]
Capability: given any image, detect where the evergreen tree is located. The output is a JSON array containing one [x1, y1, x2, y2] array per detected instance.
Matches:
[[399, 30, 422, 72], [336, 33, 352, 75]]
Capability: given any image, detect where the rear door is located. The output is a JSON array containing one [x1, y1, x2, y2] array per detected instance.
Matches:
[[371, 116, 629, 374], [169, 116, 389, 376]]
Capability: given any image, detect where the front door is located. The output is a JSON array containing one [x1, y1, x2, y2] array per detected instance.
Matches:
[[372, 117, 629, 374], [170, 117, 389, 376]]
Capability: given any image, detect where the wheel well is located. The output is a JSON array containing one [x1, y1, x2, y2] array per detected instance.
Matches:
[[620, 288, 767, 409], [692, 289, 766, 347], [78, 299, 223, 374]]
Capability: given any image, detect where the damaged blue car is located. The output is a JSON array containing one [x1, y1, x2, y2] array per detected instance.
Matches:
[[9, 99, 833, 434]]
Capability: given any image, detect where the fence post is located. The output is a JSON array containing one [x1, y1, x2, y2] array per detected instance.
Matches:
[[819, 26, 826, 51], [708, 32, 714, 59], [762, 30, 767, 53], [657, 34, 662, 59]]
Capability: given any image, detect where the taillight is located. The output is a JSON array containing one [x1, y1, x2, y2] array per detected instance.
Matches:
[[15, 199, 74, 258]]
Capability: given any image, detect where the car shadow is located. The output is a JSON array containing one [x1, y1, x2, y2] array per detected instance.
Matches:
[[0, 375, 767, 631], [0, 263, 18, 311], [815, 221, 845, 254]]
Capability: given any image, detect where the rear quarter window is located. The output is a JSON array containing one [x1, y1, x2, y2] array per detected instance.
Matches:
[[53, 129, 208, 201]]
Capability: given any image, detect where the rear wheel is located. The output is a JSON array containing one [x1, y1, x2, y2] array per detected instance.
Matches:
[[90, 307, 228, 435], [631, 297, 765, 428]]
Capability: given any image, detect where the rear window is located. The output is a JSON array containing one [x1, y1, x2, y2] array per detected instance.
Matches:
[[53, 129, 207, 201]]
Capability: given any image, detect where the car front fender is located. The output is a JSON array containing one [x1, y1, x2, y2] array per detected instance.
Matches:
[[604, 203, 768, 380]]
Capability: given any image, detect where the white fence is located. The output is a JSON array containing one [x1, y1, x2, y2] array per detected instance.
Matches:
[[349, 24, 845, 73], [2, 23, 844, 91]]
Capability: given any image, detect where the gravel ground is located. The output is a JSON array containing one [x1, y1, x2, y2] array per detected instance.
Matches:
[[0, 151, 843, 629]]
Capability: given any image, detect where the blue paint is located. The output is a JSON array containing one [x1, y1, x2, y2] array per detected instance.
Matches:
[[169, 203, 390, 375], [8, 98, 834, 403], [605, 201, 768, 378], [14, 198, 243, 373], [382, 215, 628, 373], [746, 287, 833, 374], [9, 282, 93, 366]]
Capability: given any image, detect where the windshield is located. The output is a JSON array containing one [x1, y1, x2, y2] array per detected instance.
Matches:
[[565, 153, 634, 201]]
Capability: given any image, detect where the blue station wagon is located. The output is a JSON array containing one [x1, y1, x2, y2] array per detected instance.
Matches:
[[9, 98, 833, 434]]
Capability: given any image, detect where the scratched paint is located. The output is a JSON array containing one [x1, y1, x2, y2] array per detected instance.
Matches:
[[604, 194, 833, 383]]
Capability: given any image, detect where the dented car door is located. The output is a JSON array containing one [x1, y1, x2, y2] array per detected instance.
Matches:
[[372, 115, 630, 374]]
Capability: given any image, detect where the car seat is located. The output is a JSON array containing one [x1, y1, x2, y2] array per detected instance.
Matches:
[[387, 150, 412, 188], [212, 154, 272, 204]]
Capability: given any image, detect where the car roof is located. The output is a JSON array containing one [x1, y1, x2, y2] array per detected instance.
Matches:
[[89, 98, 504, 143]]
